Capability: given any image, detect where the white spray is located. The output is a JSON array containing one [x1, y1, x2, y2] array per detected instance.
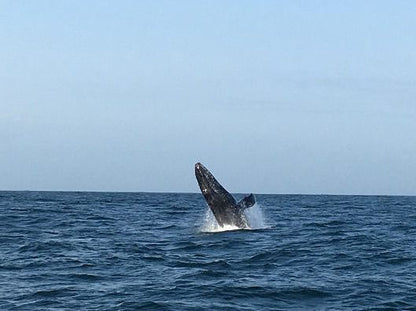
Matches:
[[199, 203, 268, 233]]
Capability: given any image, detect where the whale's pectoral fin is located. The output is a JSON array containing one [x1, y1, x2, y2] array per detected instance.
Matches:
[[237, 194, 256, 210]]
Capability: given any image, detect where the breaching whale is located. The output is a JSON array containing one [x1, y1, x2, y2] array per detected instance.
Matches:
[[195, 162, 256, 229]]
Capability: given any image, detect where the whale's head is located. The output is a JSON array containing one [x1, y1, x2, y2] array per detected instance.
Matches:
[[195, 162, 216, 195], [195, 162, 235, 208]]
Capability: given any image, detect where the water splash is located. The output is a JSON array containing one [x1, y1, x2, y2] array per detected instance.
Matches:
[[245, 203, 268, 229], [199, 209, 240, 232], [199, 203, 268, 233]]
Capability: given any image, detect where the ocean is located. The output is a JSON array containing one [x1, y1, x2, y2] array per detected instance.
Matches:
[[0, 191, 415, 310]]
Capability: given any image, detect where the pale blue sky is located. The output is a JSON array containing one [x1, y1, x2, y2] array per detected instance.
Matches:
[[1, 1, 415, 194]]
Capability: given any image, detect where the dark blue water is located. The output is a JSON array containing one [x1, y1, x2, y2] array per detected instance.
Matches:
[[1, 191, 415, 310]]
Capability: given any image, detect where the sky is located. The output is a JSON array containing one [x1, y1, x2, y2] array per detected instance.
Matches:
[[1, 1, 415, 195]]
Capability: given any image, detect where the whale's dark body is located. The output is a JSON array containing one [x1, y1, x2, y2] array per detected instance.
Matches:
[[195, 162, 256, 228]]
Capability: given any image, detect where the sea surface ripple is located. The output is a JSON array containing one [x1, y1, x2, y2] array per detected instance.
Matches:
[[0, 191, 415, 310]]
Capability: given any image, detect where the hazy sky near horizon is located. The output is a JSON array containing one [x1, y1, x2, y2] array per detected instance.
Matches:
[[1, 1, 416, 195]]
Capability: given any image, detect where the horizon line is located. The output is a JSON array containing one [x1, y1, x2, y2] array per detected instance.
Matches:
[[0, 189, 415, 198]]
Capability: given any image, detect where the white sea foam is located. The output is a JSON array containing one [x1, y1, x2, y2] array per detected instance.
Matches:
[[199, 203, 268, 233], [245, 203, 268, 229]]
